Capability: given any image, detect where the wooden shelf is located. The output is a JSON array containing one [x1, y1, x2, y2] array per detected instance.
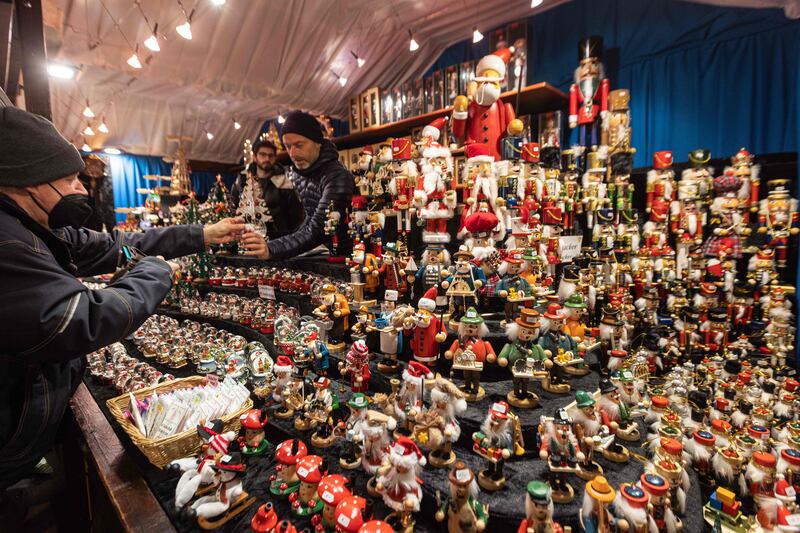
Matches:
[[332, 81, 567, 150]]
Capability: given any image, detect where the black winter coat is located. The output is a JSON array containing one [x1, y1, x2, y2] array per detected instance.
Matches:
[[0, 194, 205, 487]]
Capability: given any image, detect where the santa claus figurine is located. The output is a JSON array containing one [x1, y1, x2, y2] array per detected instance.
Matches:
[[393, 361, 433, 435], [413, 120, 457, 243], [362, 410, 397, 482], [424, 377, 468, 467], [451, 48, 516, 161], [404, 287, 448, 369], [339, 339, 371, 393], [569, 37, 610, 156], [376, 437, 426, 531], [271, 356, 297, 419], [461, 207, 500, 261], [460, 143, 506, 236]]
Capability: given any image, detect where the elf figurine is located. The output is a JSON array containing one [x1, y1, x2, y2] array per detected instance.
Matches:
[[434, 461, 489, 533], [451, 48, 516, 161], [518, 481, 565, 533], [339, 339, 371, 393], [444, 307, 496, 401], [497, 308, 547, 409], [569, 37, 610, 156]]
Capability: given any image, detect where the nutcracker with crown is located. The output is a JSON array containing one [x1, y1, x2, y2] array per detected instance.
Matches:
[[538, 409, 584, 503], [472, 401, 525, 491], [413, 128, 457, 244], [497, 308, 547, 408], [386, 138, 419, 246], [375, 437, 426, 533], [569, 37, 610, 160], [445, 307, 496, 401], [451, 48, 516, 161], [434, 461, 489, 533], [757, 179, 799, 270], [611, 483, 651, 533]]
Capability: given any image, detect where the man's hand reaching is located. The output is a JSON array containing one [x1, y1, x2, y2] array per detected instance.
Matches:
[[240, 231, 270, 259], [203, 217, 246, 245]]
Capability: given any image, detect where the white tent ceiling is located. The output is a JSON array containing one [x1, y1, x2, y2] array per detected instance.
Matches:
[[41, 0, 798, 163]]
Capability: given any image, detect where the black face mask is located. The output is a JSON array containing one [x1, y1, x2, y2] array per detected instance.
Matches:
[[29, 183, 94, 229]]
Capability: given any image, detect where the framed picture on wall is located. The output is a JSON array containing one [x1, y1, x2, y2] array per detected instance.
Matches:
[[360, 90, 372, 130], [348, 148, 361, 170], [392, 87, 404, 121], [413, 78, 425, 117], [459, 61, 474, 97], [338, 150, 348, 167], [381, 89, 394, 125], [445, 65, 459, 105], [433, 69, 445, 110], [424, 76, 435, 114], [403, 81, 414, 118], [507, 21, 528, 91], [348, 96, 361, 134], [453, 155, 466, 191]]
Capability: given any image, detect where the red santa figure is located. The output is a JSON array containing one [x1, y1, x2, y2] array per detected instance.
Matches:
[[272, 356, 295, 403], [339, 340, 371, 393], [393, 361, 433, 431], [460, 143, 506, 236], [376, 437, 426, 515], [404, 287, 448, 368], [569, 37, 609, 152], [451, 49, 516, 161], [413, 119, 457, 243]]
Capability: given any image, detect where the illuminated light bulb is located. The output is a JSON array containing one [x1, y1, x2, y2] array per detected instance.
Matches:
[[357, 57, 365, 67], [47, 63, 77, 79], [408, 30, 419, 52], [233, 120, 241, 130], [81, 143, 91, 152], [144, 34, 160, 52], [127, 51, 143, 69], [176, 20, 192, 40], [98, 121, 109, 134], [206, 131, 214, 140], [83, 105, 95, 118], [531, 0, 543, 6], [103, 147, 122, 155], [338, 76, 347, 87], [472, 28, 483, 44], [211, 0, 226, 5], [278, 114, 285, 124], [84, 125, 95, 136]]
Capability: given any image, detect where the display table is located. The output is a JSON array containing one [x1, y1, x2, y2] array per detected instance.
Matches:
[[75, 304, 706, 533]]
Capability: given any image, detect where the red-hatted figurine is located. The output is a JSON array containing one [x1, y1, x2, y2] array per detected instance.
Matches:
[[569, 37, 609, 153]]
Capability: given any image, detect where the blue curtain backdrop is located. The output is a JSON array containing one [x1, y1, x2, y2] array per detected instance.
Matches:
[[426, 0, 798, 168], [108, 154, 239, 222]]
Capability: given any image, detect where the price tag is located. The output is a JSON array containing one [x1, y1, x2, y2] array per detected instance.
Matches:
[[205, 374, 219, 387], [337, 515, 351, 527], [322, 490, 334, 503], [297, 466, 309, 477], [258, 285, 276, 300], [558, 235, 583, 262]]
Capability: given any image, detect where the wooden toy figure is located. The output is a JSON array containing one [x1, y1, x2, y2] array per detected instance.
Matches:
[[191, 450, 256, 529], [334, 495, 373, 533], [270, 439, 308, 497], [537, 303, 579, 394], [289, 455, 327, 517], [569, 36, 609, 155], [441, 247, 486, 326], [472, 401, 525, 491], [313, 284, 350, 354], [413, 130, 457, 244], [393, 361, 432, 435], [639, 473, 678, 533], [271, 356, 299, 420], [338, 393, 369, 470], [597, 378, 640, 442], [312, 474, 351, 532], [170, 419, 235, 510], [375, 437, 427, 532], [445, 307, 496, 401], [569, 390, 608, 479], [582, 152, 608, 232], [362, 410, 397, 489], [757, 179, 800, 269], [518, 481, 566, 533], [497, 308, 547, 409], [415, 377, 467, 468], [238, 408, 270, 456], [538, 409, 584, 503], [377, 242, 409, 300], [460, 143, 506, 236], [495, 249, 533, 324], [435, 461, 489, 533], [611, 483, 649, 533], [339, 340, 371, 393], [348, 242, 380, 303], [580, 476, 627, 533], [386, 139, 419, 245]]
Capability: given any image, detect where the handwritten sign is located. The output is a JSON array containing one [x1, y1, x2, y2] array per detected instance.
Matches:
[[258, 285, 276, 300], [558, 235, 583, 263]]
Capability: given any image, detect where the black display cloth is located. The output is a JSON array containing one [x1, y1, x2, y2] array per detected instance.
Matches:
[[82, 305, 706, 533]]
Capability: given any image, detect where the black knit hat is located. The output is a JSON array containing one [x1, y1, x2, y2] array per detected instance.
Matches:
[[280, 110, 324, 144], [0, 107, 85, 186]]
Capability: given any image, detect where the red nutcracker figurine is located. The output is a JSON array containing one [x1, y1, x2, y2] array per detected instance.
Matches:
[[404, 287, 448, 369], [451, 49, 516, 161], [569, 37, 610, 154], [388, 138, 418, 244], [376, 242, 408, 299]]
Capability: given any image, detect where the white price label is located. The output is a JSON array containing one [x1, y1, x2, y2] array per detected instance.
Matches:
[[558, 235, 583, 263], [787, 515, 800, 527], [337, 515, 351, 527], [297, 466, 308, 477], [258, 285, 276, 300], [322, 490, 334, 503]]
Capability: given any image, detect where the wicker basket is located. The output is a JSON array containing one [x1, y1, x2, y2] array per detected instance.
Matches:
[[106, 376, 252, 469]]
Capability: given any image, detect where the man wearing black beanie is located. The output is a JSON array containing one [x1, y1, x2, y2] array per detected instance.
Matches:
[[239, 110, 354, 260], [0, 106, 244, 489]]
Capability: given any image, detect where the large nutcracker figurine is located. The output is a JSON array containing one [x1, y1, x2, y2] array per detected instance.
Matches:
[[386, 138, 418, 245], [757, 179, 799, 269], [413, 133, 457, 244], [451, 49, 516, 161], [569, 37, 610, 156]]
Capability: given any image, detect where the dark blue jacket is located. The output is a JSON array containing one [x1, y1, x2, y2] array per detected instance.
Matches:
[[0, 194, 204, 487]]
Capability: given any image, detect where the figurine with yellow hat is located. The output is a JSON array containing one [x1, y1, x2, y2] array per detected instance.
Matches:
[[580, 476, 628, 533]]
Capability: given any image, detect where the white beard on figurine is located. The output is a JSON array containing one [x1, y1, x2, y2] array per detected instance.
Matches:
[[572, 407, 602, 437], [618, 383, 642, 407], [361, 416, 396, 474], [377, 439, 426, 512], [683, 437, 713, 470], [480, 411, 513, 449], [557, 278, 577, 304], [611, 489, 649, 533], [394, 364, 432, 423], [429, 384, 468, 442]]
